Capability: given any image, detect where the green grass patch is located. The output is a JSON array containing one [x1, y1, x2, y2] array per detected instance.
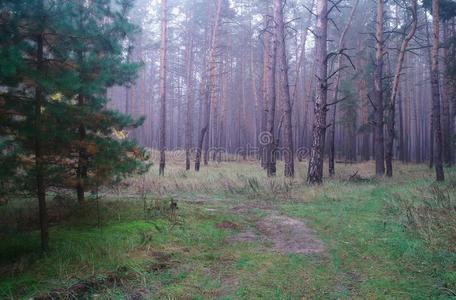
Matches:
[[0, 162, 455, 299]]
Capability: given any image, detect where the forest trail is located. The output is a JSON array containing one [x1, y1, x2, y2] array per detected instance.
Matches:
[[180, 193, 326, 255], [225, 203, 325, 254], [256, 213, 325, 254], [1, 162, 455, 299]]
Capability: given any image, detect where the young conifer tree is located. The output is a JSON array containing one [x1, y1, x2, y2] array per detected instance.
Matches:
[[0, 0, 149, 251]]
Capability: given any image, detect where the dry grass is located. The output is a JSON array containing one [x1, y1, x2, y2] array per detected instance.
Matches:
[[1, 155, 455, 299], [392, 183, 456, 252], [121, 150, 433, 201]]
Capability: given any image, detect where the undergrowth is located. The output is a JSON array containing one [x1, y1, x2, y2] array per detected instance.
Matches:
[[0, 158, 455, 299]]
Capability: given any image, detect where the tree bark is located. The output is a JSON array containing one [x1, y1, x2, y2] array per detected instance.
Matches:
[[260, 23, 271, 169], [398, 91, 405, 162], [265, 16, 278, 177], [273, 0, 294, 177], [441, 21, 452, 166], [385, 0, 417, 177], [307, 0, 328, 184], [425, 13, 434, 168], [158, 0, 168, 176], [76, 93, 87, 203], [76, 3, 88, 201], [35, 15, 49, 252], [430, 0, 445, 181], [185, 19, 195, 171], [195, 0, 222, 171], [373, 0, 385, 176], [250, 25, 260, 152]]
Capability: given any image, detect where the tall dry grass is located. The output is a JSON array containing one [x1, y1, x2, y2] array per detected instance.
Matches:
[[120, 150, 436, 201]]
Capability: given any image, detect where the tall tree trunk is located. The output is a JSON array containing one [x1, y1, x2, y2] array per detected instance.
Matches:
[[302, 59, 316, 149], [307, 0, 328, 184], [430, 0, 445, 181], [195, 0, 222, 171], [265, 15, 278, 177], [451, 19, 456, 165], [328, 0, 359, 176], [195, 89, 210, 171], [250, 26, 260, 153], [425, 14, 434, 168], [75, 2, 89, 203], [441, 21, 452, 166], [241, 60, 248, 159], [176, 52, 183, 148], [35, 16, 49, 252], [185, 20, 194, 171], [260, 24, 271, 169], [158, 0, 168, 176], [218, 55, 229, 163], [398, 91, 405, 162], [357, 63, 370, 162], [373, 0, 385, 176], [76, 93, 87, 203], [274, 0, 294, 177], [385, 0, 417, 177], [291, 3, 313, 161]]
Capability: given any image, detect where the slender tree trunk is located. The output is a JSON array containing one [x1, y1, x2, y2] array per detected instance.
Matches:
[[385, 0, 417, 177], [430, 0, 445, 181], [265, 16, 278, 177], [260, 25, 271, 169], [403, 79, 411, 163], [75, 12, 88, 203], [360, 79, 370, 161], [195, 90, 210, 171], [250, 27, 260, 152], [185, 20, 194, 171], [273, 0, 294, 177], [176, 52, 183, 148], [35, 21, 49, 252], [451, 20, 456, 165], [291, 5, 313, 161], [76, 93, 87, 203], [218, 55, 228, 163], [373, 0, 385, 176], [195, 50, 207, 171], [425, 14, 434, 168], [158, 0, 168, 176], [307, 0, 328, 184], [75, 2, 89, 203], [195, 0, 222, 171], [398, 91, 405, 162], [328, 0, 359, 176], [303, 59, 316, 149], [414, 81, 421, 162], [441, 21, 452, 166], [241, 60, 248, 159]]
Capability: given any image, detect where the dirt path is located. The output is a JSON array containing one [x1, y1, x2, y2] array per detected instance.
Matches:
[[228, 204, 325, 255], [256, 213, 325, 254]]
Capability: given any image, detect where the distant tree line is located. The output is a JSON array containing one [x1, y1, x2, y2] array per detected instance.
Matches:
[[108, 0, 455, 182]]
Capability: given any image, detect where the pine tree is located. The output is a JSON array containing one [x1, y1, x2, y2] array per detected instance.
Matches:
[[56, 0, 146, 201], [0, 0, 149, 251]]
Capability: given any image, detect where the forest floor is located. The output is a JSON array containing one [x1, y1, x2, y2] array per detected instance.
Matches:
[[1, 158, 456, 299]]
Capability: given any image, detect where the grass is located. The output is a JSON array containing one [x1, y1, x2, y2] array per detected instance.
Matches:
[[0, 157, 455, 299]]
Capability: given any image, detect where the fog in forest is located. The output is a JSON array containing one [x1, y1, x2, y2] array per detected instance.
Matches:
[[1, 0, 455, 298]]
